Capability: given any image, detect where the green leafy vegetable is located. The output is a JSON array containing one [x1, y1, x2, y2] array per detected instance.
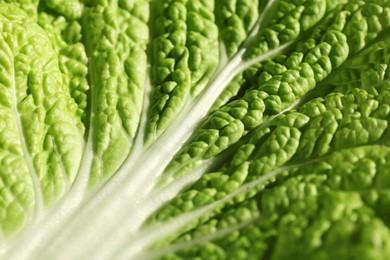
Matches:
[[0, 0, 389, 259]]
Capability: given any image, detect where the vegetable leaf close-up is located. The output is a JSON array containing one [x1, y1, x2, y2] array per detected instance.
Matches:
[[0, 0, 389, 259]]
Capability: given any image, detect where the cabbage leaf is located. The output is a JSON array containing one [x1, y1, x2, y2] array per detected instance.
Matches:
[[0, 0, 389, 259]]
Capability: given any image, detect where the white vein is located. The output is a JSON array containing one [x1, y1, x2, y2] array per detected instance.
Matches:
[[134, 217, 260, 260], [10, 50, 44, 216]]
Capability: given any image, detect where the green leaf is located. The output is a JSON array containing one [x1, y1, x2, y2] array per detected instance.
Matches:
[[146, 0, 219, 144], [82, 0, 149, 183], [0, 0, 389, 259], [0, 3, 83, 234]]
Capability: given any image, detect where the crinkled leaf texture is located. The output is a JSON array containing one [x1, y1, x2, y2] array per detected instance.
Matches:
[[0, 0, 389, 259]]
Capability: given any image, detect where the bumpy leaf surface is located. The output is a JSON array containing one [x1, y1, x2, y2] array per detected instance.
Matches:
[[0, 0, 389, 259]]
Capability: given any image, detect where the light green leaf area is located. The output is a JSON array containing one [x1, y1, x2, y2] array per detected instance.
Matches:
[[0, 0, 38, 17], [0, 3, 83, 234], [37, 12, 89, 132], [82, 0, 149, 183], [0, 0, 389, 259]]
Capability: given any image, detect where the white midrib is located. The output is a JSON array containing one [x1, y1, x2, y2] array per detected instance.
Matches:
[[40, 158, 310, 260], [23, 51, 247, 260], [26, 41, 293, 260], [85, 162, 213, 260]]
